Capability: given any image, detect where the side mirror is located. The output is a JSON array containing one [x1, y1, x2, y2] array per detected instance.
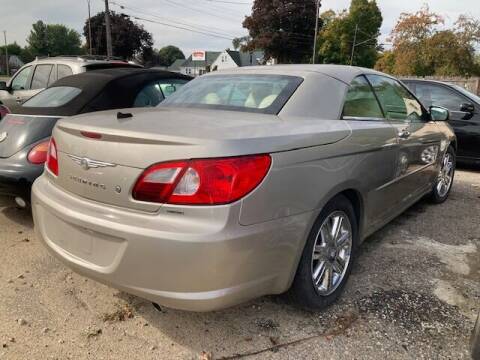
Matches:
[[430, 106, 449, 121], [0, 81, 7, 91], [460, 102, 474, 113]]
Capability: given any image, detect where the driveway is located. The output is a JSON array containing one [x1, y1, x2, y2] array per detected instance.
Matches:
[[0, 168, 478, 359]]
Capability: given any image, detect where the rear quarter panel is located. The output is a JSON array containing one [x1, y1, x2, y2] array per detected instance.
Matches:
[[239, 119, 399, 243]]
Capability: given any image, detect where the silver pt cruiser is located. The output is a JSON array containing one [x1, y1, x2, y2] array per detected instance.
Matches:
[[32, 65, 456, 311]]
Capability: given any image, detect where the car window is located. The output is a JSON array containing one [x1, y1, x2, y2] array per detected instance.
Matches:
[[451, 84, 480, 104], [57, 65, 73, 80], [48, 65, 57, 86], [134, 79, 189, 108], [134, 82, 164, 107], [343, 76, 384, 119], [22, 86, 82, 108], [159, 80, 188, 98], [31, 64, 54, 90], [415, 83, 468, 111], [162, 75, 303, 115], [10, 66, 32, 91], [367, 75, 424, 122]]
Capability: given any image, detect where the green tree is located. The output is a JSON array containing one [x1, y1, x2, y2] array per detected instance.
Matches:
[[27, 20, 82, 57], [0, 42, 22, 57], [157, 45, 185, 66], [379, 7, 480, 76], [243, 0, 317, 63], [232, 36, 250, 50], [374, 50, 396, 74], [84, 12, 153, 60], [316, 0, 383, 67]]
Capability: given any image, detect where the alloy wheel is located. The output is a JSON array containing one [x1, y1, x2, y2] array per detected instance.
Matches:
[[437, 152, 454, 198], [311, 211, 353, 296]]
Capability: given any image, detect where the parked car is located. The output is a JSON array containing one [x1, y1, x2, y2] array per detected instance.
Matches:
[[0, 55, 142, 111], [473, 311, 480, 360], [0, 102, 9, 120], [403, 79, 480, 165], [0, 68, 191, 207], [31, 65, 456, 312]]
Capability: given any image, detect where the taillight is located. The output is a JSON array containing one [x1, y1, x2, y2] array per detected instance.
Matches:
[[46, 138, 59, 176], [0, 105, 10, 120], [27, 139, 50, 164], [133, 155, 271, 205]]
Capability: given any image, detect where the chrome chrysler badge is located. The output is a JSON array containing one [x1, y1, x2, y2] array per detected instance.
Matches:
[[68, 154, 116, 171], [0, 132, 7, 143]]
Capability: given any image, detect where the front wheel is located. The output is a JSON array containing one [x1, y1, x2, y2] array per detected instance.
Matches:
[[430, 145, 456, 204], [288, 195, 358, 311]]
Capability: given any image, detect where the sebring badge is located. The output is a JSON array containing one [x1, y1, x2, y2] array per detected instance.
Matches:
[[68, 154, 116, 171], [0, 132, 7, 143]]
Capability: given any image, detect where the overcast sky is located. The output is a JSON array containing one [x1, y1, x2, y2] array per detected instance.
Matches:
[[2, 0, 480, 56]]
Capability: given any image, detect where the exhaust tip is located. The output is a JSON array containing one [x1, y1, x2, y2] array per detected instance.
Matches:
[[14, 197, 27, 209]]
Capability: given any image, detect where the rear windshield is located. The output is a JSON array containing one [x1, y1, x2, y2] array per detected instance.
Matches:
[[23, 86, 82, 108], [161, 74, 303, 114]]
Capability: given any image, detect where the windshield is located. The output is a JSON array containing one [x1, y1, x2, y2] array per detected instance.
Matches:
[[23, 86, 82, 108], [451, 84, 480, 104], [161, 74, 303, 114]]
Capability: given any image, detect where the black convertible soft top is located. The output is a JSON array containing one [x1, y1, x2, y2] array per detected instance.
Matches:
[[14, 68, 192, 116]]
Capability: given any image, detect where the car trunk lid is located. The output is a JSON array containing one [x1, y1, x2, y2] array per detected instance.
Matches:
[[51, 107, 350, 211], [0, 114, 60, 158]]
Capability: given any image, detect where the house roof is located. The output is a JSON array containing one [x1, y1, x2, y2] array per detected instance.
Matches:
[[168, 58, 186, 71], [224, 50, 265, 67], [182, 52, 221, 68]]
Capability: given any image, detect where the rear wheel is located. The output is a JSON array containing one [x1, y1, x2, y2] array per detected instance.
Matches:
[[289, 195, 358, 311], [430, 146, 455, 204]]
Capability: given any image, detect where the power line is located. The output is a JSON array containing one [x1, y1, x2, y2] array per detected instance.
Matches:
[[199, 0, 251, 4], [110, 1, 238, 38], [161, 0, 239, 22], [130, 14, 235, 40]]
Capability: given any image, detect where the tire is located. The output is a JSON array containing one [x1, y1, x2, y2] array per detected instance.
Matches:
[[288, 194, 358, 311], [429, 145, 456, 204]]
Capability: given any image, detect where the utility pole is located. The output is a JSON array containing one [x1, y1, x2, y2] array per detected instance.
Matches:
[[104, 0, 113, 59], [312, 0, 321, 64], [350, 23, 358, 66], [3, 31, 8, 77], [87, 0, 93, 55]]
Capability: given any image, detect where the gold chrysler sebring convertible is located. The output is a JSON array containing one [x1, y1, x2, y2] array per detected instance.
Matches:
[[32, 65, 456, 311]]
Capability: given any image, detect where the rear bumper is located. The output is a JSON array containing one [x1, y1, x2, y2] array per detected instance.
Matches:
[[0, 156, 44, 201], [32, 175, 313, 311]]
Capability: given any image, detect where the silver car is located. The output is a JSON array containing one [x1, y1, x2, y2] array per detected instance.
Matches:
[[32, 65, 456, 311], [0, 56, 141, 110]]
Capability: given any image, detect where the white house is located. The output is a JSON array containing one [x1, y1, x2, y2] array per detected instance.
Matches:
[[179, 51, 221, 77], [211, 50, 265, 71]]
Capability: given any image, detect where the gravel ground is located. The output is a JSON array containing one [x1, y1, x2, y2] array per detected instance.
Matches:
[[0, 168, 478, 360]]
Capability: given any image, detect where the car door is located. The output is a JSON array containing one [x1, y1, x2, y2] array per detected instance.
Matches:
[[367, 75, 442, 204], [413, 82, 480, 160], [341, 75, 399, 227], [0, 65, 34, 109]]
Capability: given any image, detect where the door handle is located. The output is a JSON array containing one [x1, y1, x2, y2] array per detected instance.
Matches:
[[15, 97, 22, 104], [398, 129, 411, 139]]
